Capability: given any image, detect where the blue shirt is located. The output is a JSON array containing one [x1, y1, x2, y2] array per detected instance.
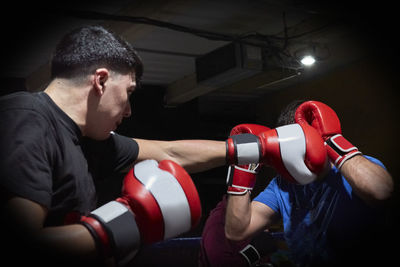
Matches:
[[254, 155, 386, 266]]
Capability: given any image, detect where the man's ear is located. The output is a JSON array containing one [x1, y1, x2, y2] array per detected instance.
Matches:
[[93, 68, 109, 95]]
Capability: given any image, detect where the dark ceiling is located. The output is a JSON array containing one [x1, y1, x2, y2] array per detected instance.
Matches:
[[2, 0, 397, 100]]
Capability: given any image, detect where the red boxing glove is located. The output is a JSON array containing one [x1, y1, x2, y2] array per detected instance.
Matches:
[[229, 124, 271, 137], [226, 124, 270, 194], [123, 159, 201, 244], [258, 123, 328, 185], [81, 160, 201, 265], [295, 101, 362, 168], [226, 124, 272, 166]]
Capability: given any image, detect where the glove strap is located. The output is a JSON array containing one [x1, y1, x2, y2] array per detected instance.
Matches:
[[325, 134, 362, 169], [80, 201, 140, 266], [239, 244, 261, 266], [226, 165, 257, 195]]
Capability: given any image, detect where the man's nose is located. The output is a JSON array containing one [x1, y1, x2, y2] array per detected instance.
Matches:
[[124, 102, 132, 118]]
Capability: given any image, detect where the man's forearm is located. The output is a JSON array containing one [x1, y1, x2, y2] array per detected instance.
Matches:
[[135, 139, 227, 173], [166, 140, 227, 173], [37, 224, 98, 259], [4, 197, 99, 262], [225, 192, 252, 241], [340, 155, 393, 205]]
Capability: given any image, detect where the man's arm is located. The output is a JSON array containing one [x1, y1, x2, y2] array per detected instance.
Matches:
[[340, 155, 393, 205], [133, 138, 227, 173], [4, 197, 97, 260], [294, 101, 394, 205], [225, 192, 278, 241]]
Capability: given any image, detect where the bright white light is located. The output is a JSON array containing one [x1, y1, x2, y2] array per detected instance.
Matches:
[[300, 55, 316, 66]]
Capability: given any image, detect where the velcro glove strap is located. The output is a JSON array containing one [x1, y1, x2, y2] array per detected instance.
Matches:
[[239, 244, 261, 266], [226, 165, 257, 195], [325, 134, 362, 169]]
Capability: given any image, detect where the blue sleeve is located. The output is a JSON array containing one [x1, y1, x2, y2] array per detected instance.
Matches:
[[253, 177, 280, 214], [364, 155, 386, 169]]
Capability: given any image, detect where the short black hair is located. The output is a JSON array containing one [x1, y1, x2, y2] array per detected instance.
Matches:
[[276, 99, 306, 127], [50, 25, 143, 84]]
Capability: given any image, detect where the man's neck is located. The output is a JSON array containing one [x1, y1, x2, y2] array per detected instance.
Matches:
[[44, 78, 89, 135]]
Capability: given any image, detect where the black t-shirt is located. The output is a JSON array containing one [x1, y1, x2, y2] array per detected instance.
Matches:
[[0, 91, 139, 226]]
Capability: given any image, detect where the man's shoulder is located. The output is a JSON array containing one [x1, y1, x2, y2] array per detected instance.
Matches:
[[0, 92, 55, 141], [0, 91, 45, 112]]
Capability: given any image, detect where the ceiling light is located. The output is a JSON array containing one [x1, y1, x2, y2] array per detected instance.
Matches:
[[300, 55, 316, 66]]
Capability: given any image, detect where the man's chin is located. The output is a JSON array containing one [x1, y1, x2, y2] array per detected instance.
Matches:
[[89, 131, 113, 141]]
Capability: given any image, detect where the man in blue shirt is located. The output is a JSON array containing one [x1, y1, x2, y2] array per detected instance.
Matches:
[[225, 100, 394, 266]]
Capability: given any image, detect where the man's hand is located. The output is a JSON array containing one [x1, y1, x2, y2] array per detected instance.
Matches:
[[81, 159, 201, 264], [295, 100, 361, 168], [295, 100, 393, 204], [226, 124, 270, 195]]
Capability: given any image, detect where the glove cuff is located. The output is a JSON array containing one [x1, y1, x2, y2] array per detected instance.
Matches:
[[226, 165, 257, 195], [239, 244, 261, 266], [226, 134, 261, 165], [80, 201, 140, 266], [325, 134, 362, 169]]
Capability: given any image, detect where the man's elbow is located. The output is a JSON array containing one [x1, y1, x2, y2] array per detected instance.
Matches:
[[224, 226, 248, 242], [373, 182, 394, 202], [364, 178, 394, 206]]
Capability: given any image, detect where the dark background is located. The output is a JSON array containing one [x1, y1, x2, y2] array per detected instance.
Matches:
[[1, 1, 399, 265]]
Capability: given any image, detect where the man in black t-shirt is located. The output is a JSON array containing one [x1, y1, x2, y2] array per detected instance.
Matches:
[[0, 25, 227, 266]]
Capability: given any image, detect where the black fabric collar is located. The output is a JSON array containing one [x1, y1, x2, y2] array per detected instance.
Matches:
[[37, 91, 83, 144]]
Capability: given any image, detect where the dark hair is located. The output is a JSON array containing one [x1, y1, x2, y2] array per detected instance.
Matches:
[[276, 99, 305, 127], [50, 25, 143, 84]]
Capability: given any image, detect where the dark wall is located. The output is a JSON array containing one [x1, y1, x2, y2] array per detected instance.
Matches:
[[2, 77, 27, 96], [256, 58, 399, 184]]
